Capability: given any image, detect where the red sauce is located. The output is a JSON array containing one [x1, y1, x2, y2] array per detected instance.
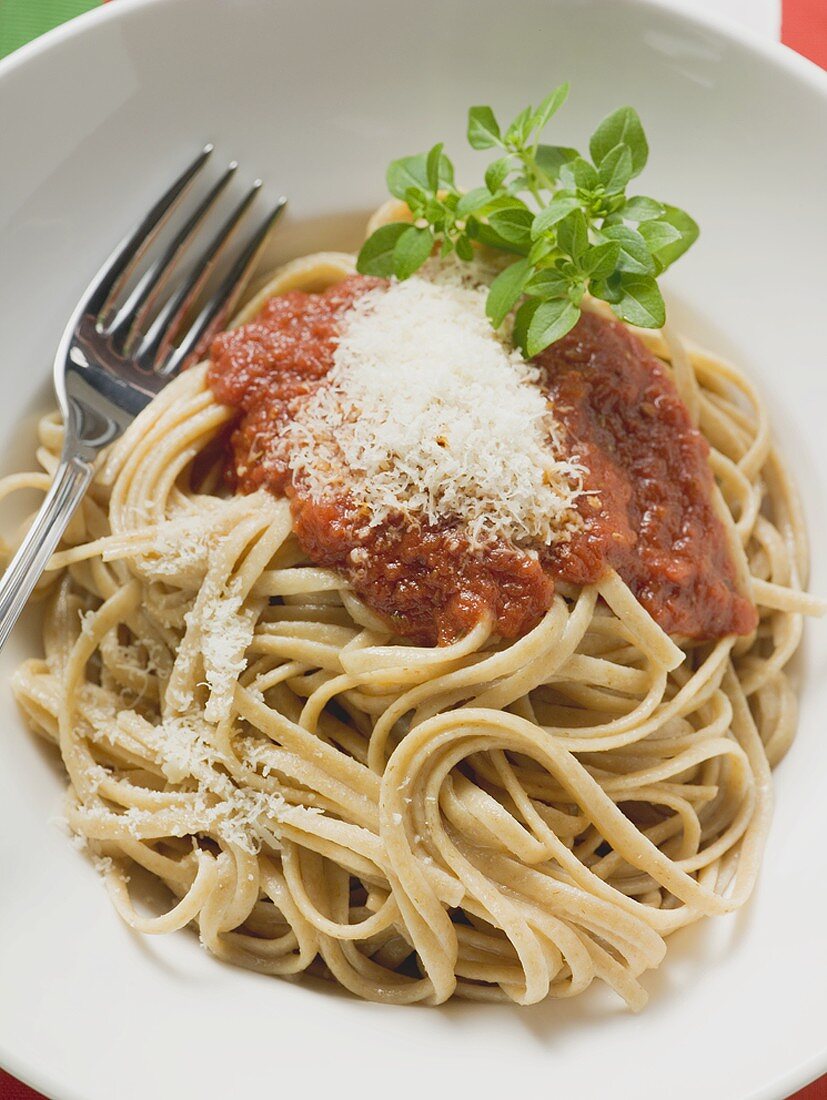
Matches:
[[539, 312, 757, 638], [293, 496, 553, 645], [210, 277, 383, 495], [208, 279, 757, 645]]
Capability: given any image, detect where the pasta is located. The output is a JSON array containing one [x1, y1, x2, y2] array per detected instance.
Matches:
[[3, 247, 820, 1011]]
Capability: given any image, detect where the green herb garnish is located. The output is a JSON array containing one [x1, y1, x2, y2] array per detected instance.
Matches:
[[356, 84, 698, 358]]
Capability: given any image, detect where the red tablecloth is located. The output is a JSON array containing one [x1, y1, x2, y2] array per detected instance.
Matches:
[[0, 0, 824, 1097]]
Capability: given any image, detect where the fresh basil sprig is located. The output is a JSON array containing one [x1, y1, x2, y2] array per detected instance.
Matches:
[[356, 84, 699, 358]]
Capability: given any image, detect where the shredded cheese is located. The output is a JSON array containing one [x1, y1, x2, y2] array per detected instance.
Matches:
[[72, 712, 303, 855], [286, 264, 584, 547], [199, 582, 255, 723]]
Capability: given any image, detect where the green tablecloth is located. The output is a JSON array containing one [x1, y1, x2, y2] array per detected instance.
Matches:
[[0, 0, 102, 59]]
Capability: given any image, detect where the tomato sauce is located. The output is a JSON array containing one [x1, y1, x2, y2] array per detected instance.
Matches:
[[210, 277, 383, 495], [208, 278, 757, 645], [292, 495, 553, 645], [539, 312, 757, 638]]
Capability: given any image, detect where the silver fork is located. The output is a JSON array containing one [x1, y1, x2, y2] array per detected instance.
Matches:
[[0, 146, 286, 650]]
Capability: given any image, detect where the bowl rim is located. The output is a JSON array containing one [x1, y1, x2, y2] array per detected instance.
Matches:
[[1, 0, 826, 96]]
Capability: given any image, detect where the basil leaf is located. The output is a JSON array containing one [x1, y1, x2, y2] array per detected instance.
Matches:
[[524, 268, 570, 298], [535, 144, 579, 181], [654, 204, 700, 267], [455, 235, 474, 262], [531, 83, 569, 132], [590, 273, 623, 304], [590, 106, 648, 177], [386, 155, 430, 200], [512, 298, 542, 355], [531, 194, 580, 237], [527, 237, 554, 265], [404, 187, 428, 217], [485, 156, 511, 194], [638, 218, 682, 256], [480, 193, 529, 215], [468, 105, 502, 149], [438, 151, 455, 188], [426, 143, 443, 192], [390, 150, 453, 199], [455, 187, 491, 218], [622, 195, 665, 222], [581, 240, 621, 278], [505, 105, 533, 146], [474, 222, 531, 256], [613, 274, 665, 328], [526, 297, 581, 357], [557, 209, 589, 260], [568, 157, 599, 191], [599, 224, 655, 274], [486, 258, 531, 327], [424, 197, 446, 225], [598, 143, 633, 194], [487, 204, 534, 248], [392, 225, 434, 279], [356, 223, 411, 277]]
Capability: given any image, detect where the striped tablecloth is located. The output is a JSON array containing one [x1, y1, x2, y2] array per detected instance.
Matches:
[[0, 0, 824, 1097]]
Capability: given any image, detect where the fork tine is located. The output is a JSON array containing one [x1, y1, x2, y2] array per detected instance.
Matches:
[[88, 144, 213, 323], [157, 196, 288, 377], [134, 180, 264, 372], [106, 161, 239, 353]]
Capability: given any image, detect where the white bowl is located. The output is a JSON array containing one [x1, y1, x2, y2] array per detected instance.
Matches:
[[0, 2, 825, 1098]]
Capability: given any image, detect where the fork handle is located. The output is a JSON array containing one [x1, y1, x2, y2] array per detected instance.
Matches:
[[0, 455, 94, 651]]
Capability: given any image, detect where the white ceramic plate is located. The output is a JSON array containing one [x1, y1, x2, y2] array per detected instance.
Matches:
[[1, 2, 825, 1098]]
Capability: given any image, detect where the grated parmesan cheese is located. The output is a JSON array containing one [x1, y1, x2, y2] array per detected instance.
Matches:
[[155, 713, 219, 784], [71, 718, 302, 856], [136, 516, 213, 581], [199, 582, 255, 723], [285, 264, 585, 548]]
